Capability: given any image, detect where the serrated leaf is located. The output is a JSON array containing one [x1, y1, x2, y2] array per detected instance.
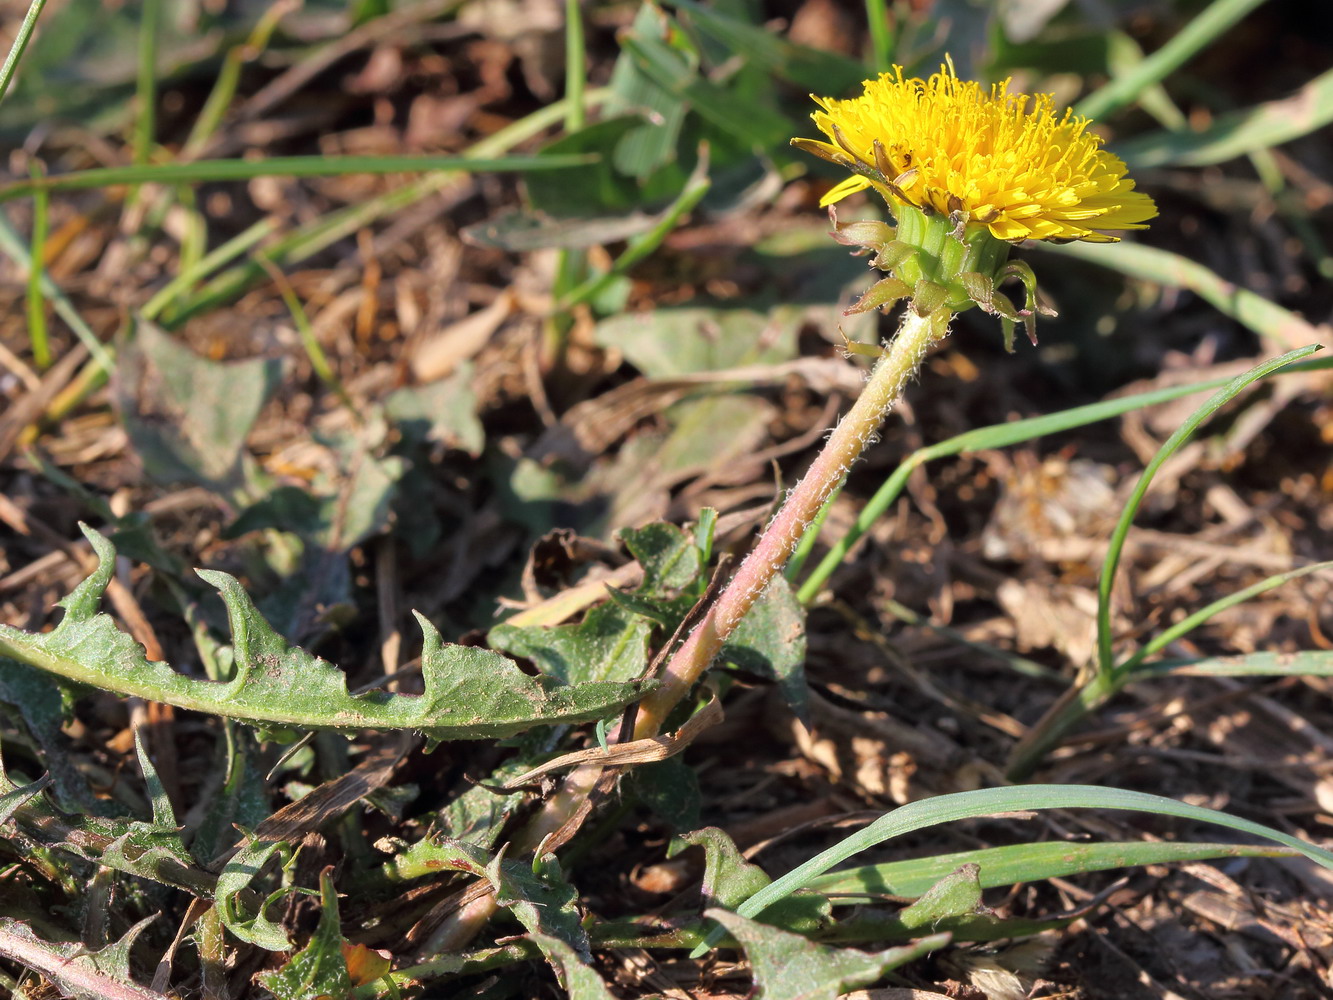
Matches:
[[706, 909, 947, 1000], [621, 522, 703, 596], [721, 576, 808, 722], [0, 915, 160, 1000], [0, 743, 210, 895], [527, 932, 619, 999], [489, 603, 651, 686], [259, 870, 352, 1000], [897, 864, 984, 930], [414, 839, 591, 965], [673, 827, 828, 934], [0, 526, 649, 741], [217, 838, 296, 950], [133, 728, 177, 829]]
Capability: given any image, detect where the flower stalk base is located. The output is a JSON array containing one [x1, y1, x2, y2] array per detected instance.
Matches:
[[633, 303, 952, 739]]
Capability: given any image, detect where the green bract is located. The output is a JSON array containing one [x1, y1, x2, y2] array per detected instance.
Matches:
[[832, 202, 1055, 351]]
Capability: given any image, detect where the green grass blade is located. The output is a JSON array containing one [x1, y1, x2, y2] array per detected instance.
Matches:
[[168, 90, 608, 322], [689, 783, 1333, 954], [1095, 346, 1320, 675], [808, 839, 1298, 902], [1104, 31, 1187, 131], [565, 0, 586, 132], [559, 155, 711, 310], [1115, 66, 1333, 168], [1038, 240, 1328, 350], [1074, 0, 1267, 120], [139, 217, 278, 322], [0, 0, 48, 108], [134, 0, 163, 168], [865, 0, 893, 74], [24, 166, 50, 370], [1118, 561, 1333, 675], [1137, 650, 1333, 678], [181, 1, 294, 158], [794, 356, 1333, 604], [0, 154, 596, 203], [0, 215, 115, 374]]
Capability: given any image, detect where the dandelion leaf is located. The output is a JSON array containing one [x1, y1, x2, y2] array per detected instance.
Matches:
[[0, 525, 649, 741], [258, 870, 352, 1000], [674, 827, 829, 934], [706, 909, 948, 1000], [0, 915, 158, 1000]]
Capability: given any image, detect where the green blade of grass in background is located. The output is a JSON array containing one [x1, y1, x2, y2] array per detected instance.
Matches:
[[134, 0, 163, 168], [1117, 560, 1333, 675], [24, 165, 50, 370], [558, 153, 712, 310], [865, 0, 893, 74], [1039, 240, 1329, 351], [807, 839, 1299, 901], [1137, 650, 1333, 678], [1094, 346, 1321, 675], [0, 154, 597, 202], [690, 783, 1333, 955], [139, 217, 279, 322], [792, 355, 1333, 604], [0, 217, 115, 375], [1074, 0, 1267, 120], [168, 90, 610, 322], [1114, 67, 1333, 168], [181, 0, 297, 159], [0, 0, 47, 107]]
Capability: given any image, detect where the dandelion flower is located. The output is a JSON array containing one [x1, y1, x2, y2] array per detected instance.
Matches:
[[794, 62, 1157, 245]]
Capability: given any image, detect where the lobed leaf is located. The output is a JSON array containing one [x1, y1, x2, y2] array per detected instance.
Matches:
[[0, 526, 650, 741], [706, 909, 947, 1000], [258, 870, 352, 1000]]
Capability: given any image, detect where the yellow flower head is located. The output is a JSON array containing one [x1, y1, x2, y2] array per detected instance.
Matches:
[[794, 61, 1157, 244]]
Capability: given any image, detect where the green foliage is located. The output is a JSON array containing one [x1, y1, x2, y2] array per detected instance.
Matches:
[[217, 838, 298, 950], [0, 526, 650, 741], [259, 870, 353, 1000], [706, 909, 949, 1000], [407, 839, 592, 970], [0, 915, 157, 1000], [674, 827, 829, 934], [116, 322, 283, 494], [490, 604, 652, 686], [3, 1, 1332, 996], [808, 840, 1305, 901]]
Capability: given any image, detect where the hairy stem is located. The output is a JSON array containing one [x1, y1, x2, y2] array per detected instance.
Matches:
[[422, 305, 950, 956], [634, 305, 951, 738]]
